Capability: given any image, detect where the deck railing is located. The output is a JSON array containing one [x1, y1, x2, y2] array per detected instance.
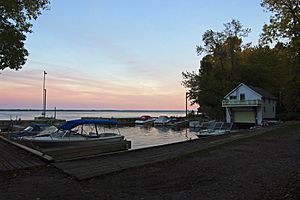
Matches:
[[222, 99, 261, 107]]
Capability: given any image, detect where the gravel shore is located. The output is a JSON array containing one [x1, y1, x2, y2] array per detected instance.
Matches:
[[1, 122, 300, 200]]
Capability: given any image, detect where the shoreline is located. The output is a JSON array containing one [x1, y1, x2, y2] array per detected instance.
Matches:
[[1, 122, 300, 199], [0, 110, 189, 122], [0, 109, 187, 112]]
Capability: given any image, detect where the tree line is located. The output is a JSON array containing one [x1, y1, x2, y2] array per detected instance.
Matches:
[[182, 0, 300, 120]]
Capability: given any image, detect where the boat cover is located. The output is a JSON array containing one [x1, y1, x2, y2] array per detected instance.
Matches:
[[59, 119, 118, 130]]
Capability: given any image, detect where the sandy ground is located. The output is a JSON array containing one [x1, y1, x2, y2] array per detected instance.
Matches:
[[1, 123, 300, 200]]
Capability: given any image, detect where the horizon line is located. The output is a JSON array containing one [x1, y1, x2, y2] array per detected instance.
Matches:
[[0, 109, 195, 112]]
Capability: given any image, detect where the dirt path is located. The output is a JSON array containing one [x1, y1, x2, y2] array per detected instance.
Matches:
[[1, 123, 300, 200]]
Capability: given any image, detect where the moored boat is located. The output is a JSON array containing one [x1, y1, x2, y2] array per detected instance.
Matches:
[[10, 124, 57, 140], [195, 122, 233, 138], [154, 116, 171, 126], [20, 119, 131, 151], [135, 115, 155, 125]]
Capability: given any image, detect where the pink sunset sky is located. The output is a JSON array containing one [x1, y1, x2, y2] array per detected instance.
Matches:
[[0, 0, 269, 110], [1, 64, 196, 110]]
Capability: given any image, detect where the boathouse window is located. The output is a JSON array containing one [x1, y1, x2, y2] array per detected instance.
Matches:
[[273, 106, 275, 112], [240, 93, 245, 100], [230, 95, 237, 100], [264, 106, 266, 112]]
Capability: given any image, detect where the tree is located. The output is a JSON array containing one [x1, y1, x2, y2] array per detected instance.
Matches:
[[197, 19, 250, 79], [0, 0, 50, 70], [261, 0, 300, 119], [261, 0, 300, 46], [183, 19, 250, 119], [223, 19, 251, 78]]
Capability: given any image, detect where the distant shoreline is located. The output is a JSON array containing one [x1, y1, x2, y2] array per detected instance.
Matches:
[[0, 109, 187, 112]]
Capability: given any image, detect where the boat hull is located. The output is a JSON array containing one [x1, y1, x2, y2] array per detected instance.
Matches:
[[18, 136, 131, 161], [195, 131, 228, 138], [20, 135, 125, 149], [135, 119, 155, 125]]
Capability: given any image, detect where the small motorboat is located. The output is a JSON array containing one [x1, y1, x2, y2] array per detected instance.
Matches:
[[20, 119, 131, 150], [135, 115, 155, 125], [154, 116, 171, 126], [195, 122, 233, 138], [10, 124, 57, 140], [189, 121, 201, 128]]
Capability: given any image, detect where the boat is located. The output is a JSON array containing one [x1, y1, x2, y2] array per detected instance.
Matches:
[[154, 116, 171, 126], [195, 122, 233, 138], [135, 115, 155, 125], [171, 120, 189, 128], [189, 120, 201, 128], [10, 124, 57, 140], [20, 119, 131, 150]]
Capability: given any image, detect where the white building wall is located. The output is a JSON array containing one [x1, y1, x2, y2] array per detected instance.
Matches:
[[257, 106, 263, 125], [225, 84, 261, 100], [262, 99, 276, 119], [224, 83, 276, 125], [225, 108, 231, 123]]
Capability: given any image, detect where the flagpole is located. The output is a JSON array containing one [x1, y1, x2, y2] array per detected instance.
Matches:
[[185, 91, 188, 117], [42, 70, 47, 117]]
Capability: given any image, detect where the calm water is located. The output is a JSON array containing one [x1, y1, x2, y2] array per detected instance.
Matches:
[[0, 110, 198, 149], [0, 110, 185, 120], [121, 126, 198, 149]]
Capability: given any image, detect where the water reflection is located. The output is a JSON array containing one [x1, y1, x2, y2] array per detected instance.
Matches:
[[120, 125, 198, 149]]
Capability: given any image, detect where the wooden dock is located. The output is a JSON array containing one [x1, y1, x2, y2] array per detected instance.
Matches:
[[41, 140, 131, 161], [0, 124, 285, 180], [54, 125, 281, 180], [0, 137, 45, 171]]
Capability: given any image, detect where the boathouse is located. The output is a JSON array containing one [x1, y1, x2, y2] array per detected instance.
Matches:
[[222, 83, 276, 126]]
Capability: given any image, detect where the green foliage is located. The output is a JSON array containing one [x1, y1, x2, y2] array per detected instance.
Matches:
[[261, 0, 300, 119], [260, 0, 300, 46], [0, 0, 50, 70]]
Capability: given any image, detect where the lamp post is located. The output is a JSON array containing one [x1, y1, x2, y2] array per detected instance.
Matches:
[[42, 70, 47, 118], [185, 91, 188, 117]]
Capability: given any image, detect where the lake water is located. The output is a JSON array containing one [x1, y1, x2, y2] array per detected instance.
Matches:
[[0, 110, 185, 120], [0, 110, 198, 149], [121, 126, 198, 149]]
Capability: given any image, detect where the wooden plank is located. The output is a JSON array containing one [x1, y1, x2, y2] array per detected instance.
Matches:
[[0, 137, 45, 171], [42, 140, 130, 161], [0, 141, 22, 170], [0, 154, 15, 171], [1, 143, 31, 169], [0, 136, 54, 162]]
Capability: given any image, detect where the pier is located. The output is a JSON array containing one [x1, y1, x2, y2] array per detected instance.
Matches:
[[0, 123, 285, 179]]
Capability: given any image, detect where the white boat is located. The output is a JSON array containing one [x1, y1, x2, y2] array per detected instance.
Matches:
[[20, 119, 131, 150], [135, 115, 155, 125], [195, 122, 233, 138], [154, 116, 171, 126], [189, 121, 201, 128]]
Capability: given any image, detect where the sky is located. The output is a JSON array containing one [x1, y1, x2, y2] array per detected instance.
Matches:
[[0, 0, 271, 110]]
